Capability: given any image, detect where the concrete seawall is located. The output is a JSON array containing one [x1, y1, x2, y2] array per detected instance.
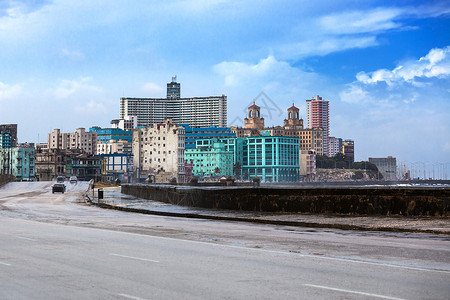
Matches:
[[121, 184, 450, 217], [0, 175, 14, 187]]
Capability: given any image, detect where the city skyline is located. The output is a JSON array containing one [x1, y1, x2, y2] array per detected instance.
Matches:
[[1, 0, 449, 167]]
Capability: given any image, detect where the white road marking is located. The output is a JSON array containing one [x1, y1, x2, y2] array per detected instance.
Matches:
[[110, 253, 159, 263], [118, 293, 148, 300], [103, 228, 450, 274], [299, 253, 450, 273], [0, 261, 11, 266], [15, 235, 37, 241], [303, 284, 405, 300]]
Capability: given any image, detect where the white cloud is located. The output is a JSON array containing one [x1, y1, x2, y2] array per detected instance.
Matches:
[[74, 100, 106, 115], [214, 55, 319, 88], [278, 36, 378, 60], [214, 55, 278, 86], [61, 48, 85, 60], [171, 0, 229, 14], [319, 8, 404, 35], [0, 81, 22, 101], [356, 46, 450, 86], [141, 82, 164, 96], [214, 54, 326, 127], [338, 46, 450, 166], [339, 84, 369, 104], [277, 4, 450, 60], [51, 77, 102, 99], [443, 141, 450, 153], [0, 0, 49, 18]]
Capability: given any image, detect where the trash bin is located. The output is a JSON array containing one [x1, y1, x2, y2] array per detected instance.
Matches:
[[98, 188, 103, 200]]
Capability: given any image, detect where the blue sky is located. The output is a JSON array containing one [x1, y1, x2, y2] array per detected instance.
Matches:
[[1, 0, 449, 176]]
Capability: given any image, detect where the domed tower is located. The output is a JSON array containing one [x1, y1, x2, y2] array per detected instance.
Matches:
[[244, 102, 265, 130], [284, 104, 303, 130]]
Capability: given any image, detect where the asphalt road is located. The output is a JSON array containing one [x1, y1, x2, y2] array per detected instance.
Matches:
[[1, 182, 449, 299]]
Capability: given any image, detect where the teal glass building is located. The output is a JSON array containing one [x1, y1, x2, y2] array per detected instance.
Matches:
[[242, 136, 299, 182], [186, 136, 300, 182]]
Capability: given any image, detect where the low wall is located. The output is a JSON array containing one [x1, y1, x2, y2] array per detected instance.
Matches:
[[121, 185, 450, 217], [0, 174, 15, 187]]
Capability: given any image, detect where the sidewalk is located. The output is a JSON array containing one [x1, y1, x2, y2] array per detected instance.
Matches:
[[91, 187, 450, 235]]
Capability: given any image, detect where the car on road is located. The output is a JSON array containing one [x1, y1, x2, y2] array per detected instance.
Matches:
[[52, 183, 66, 194], [69, 176, 77, 183], [56, 176, 65, 183]]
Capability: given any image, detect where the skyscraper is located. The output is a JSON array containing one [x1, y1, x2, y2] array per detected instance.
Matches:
[[167, 76, 180, 99], [120, 79, 227, 128], [306, 95, 330, 156]]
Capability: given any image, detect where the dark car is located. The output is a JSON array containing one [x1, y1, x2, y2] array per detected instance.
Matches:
[[52, 183, 66, 194], [56, 176, 65, 183]]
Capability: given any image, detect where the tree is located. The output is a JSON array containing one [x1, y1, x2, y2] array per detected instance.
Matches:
[[214, 167, 220, 175]]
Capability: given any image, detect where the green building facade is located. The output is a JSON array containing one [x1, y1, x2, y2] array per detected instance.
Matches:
[[185, 140, 234, 178], [0, 147, 35, 181]]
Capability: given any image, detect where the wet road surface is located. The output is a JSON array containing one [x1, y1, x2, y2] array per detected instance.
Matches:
[[0, 182, 449, 299]]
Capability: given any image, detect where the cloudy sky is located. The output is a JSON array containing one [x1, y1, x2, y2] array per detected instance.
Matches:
[[1, 0, 449, 174]]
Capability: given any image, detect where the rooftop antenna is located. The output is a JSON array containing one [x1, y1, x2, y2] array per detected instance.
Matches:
[[172, 75, 177, 82]]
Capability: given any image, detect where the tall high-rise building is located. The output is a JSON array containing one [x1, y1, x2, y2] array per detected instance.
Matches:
[[306, 95, 330, 156], [120, 79, 227, 128], [167, 76, 181, 99]]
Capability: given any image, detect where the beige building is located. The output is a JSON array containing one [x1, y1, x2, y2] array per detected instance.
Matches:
[[132, 119, 185, 183], [299, 128, 324, 156], [283, 105, 303, 134], [299, 149, 316, 181], [232, 104, 304, 138], [48, 128, 97, 155], [244, 103, 265, 130]]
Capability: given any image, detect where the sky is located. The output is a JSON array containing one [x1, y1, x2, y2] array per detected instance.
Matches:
[[1, 0, 449, 177]]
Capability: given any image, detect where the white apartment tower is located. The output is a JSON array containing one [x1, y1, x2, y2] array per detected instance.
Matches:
[[132, 119, 185, 183], [306, 95, 330, 156], [120, 79, 227, 128], [328, 136, 342, 157]]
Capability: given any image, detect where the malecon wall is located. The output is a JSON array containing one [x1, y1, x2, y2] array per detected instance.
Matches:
[[121, 185, 450, 217], [0, 174, 15, 187]]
